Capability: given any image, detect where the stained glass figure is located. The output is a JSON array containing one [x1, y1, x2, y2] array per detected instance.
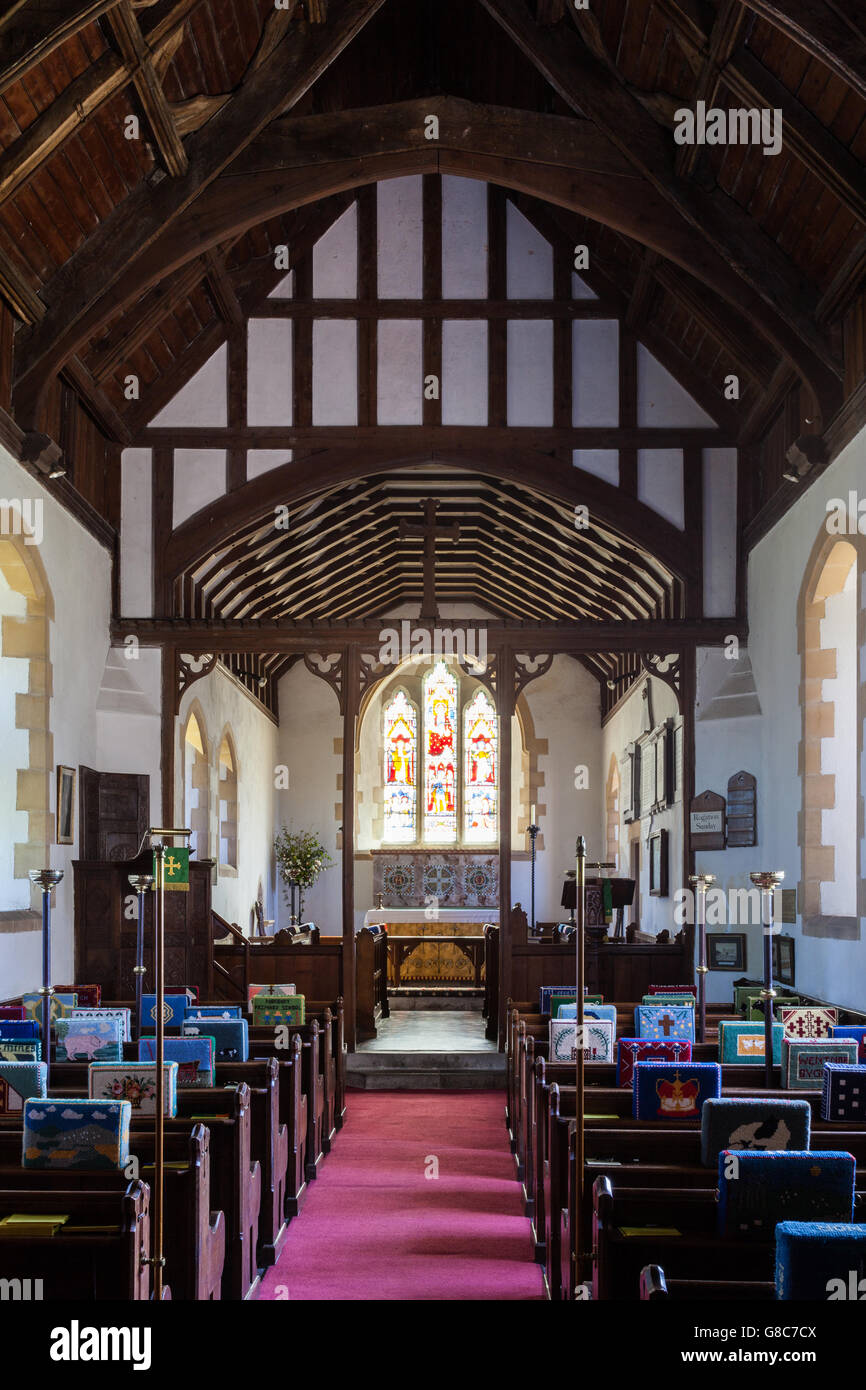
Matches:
[[463, 687, 498, 842], [383, 689, 417, 842], [423, 661, 458, 842]]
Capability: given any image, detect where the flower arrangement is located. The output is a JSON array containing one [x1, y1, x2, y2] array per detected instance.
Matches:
[[273, 826, 334, 923]]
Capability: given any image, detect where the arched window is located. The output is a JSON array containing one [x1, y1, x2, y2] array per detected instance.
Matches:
[[800, 536, 860, 936], [218, 733, 238, 870], [183, 710, 210, 862], [0, 531, 53, 913], [383, 689, 417, 843], [380, 662, 500, 847], [423, 661, 458, 842], [463, 687, 497, 843]]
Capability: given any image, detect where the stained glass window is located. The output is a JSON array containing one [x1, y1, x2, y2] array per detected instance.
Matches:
[[383, 690, 417, 842], [423, 661, 458, 842], [463, 688, 498, 842]]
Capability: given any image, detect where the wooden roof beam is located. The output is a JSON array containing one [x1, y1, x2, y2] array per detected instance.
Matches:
[[12, 0, 388, 429], [478, 0, 842, 422], [0, 0, 135, 95], [107, 1, 186, 176], [738, 0, 866, 104], [0, 0, 203, 208]]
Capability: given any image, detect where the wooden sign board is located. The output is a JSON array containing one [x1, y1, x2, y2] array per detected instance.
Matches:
[[689, 790, 726, 851], [726, 771, 757, 847]]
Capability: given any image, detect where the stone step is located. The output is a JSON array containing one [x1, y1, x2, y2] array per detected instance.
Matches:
[[350, 1050, 505, 1072], [348, 1069, 506, 1090]]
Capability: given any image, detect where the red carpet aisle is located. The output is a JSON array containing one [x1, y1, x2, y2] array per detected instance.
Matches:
[[258, 1091, 545, 1301]]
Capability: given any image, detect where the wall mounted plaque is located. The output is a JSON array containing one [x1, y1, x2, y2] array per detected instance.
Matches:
[[726, 771, 757, 847], [689, 790, 726, 851]]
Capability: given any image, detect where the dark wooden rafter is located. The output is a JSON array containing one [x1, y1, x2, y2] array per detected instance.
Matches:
[[477, 0, 843, 420], [113, 615, 746, 652], [660, 1, 866, 225], [0, 1, 202, 208], [0, 1, 130, 94], [14, 92, 828, 430], [737, 0, 866, 103], [107, 0, 186, 176], [11, 0, 389, 428]]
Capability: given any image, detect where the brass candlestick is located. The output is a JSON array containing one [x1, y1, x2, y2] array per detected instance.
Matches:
[[750, 870, 785, 1088], [28, 868, 63, 1094], [147, 828, 191, 1301], [689, 873, 715, 1043], [574, 834, 587, 1295]]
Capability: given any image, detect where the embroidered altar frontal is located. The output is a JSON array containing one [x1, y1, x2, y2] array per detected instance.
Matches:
[[373, 851, 498, 908], [384, 921, 484, 985]]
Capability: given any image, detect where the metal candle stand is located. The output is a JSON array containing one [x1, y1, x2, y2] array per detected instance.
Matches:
[[28, 868, 64, 1093], [147, 828, 191, 1302], [689, 873, 715, 1044], [574, 834, 587, 1295], [128, 874, 153, 1043], [750, 870, 785, 1089], [528, 817, 539, 932]]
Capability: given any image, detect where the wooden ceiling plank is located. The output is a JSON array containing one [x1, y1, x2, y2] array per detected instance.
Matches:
[[477, 0, 842, 418], [107, 0, 187, 176], [723, 45, 866, 225], [673, 0, 744, 178], [0, 0, 206, 208], [13, 0, 389, 426], [738, 1, 866, 104], [0, 1, 129, 95]]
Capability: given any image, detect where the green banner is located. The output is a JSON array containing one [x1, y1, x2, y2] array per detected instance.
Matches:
[[154, 847, 189, 892]]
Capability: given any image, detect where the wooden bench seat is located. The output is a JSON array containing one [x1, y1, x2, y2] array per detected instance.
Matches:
[[0, 1180, 152, 1300]]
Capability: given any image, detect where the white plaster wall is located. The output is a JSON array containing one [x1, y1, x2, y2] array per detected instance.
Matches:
[[149, 344, 227, 427], [507, 320, 553, 425], [95, 647, 162, 827], [512, 656, 603, 922], [378, 177, 423, 299], [506, 202, 552, 298], [442, 320, 488, 425], [172, 450, 227, 528], [176, 663, 278, 933], [313, 202, 357, 298], [821, 569, 857, 916], [248, 320, 292, 425], [120, 448, 152, 615], [312, 320, 357, 424], [0, 444, 112, 996], [601, 675, 683, 937], [442, 176, 487, 298], [377, 320, 423, 424], [573, 320, 619, 426], [573, 450, 619, 486], [638, 449, 685, 529], [703, 447, 738, 617], [692, 425, 866, 1009], [637, 346, 714, 427], [274, 660, 343, 932]]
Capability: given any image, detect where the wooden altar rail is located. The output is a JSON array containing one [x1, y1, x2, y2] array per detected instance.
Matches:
[[212, 912, 343, 1005]]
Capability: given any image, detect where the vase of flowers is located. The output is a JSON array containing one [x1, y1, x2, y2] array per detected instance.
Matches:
[[273, 827, 334, 924]]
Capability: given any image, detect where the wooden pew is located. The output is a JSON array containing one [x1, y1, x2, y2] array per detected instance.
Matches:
[[0, 1180, 152, 1300], [640, 1264, 775, 1301], [592, 1176, 865, 1301], [249, 1019, 324, 1180], [46, 1057, 285, 1272], [0, 1123, 224, 1300]]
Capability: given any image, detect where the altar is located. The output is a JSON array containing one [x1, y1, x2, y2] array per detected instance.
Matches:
[[363, 908, 498, 985]]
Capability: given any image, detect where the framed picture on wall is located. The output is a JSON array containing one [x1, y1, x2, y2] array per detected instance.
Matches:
[[648, 829, 668, 897], [707, 932, 746, 971], [773, 933, 796, 986], [56, 765, 76, 845]]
